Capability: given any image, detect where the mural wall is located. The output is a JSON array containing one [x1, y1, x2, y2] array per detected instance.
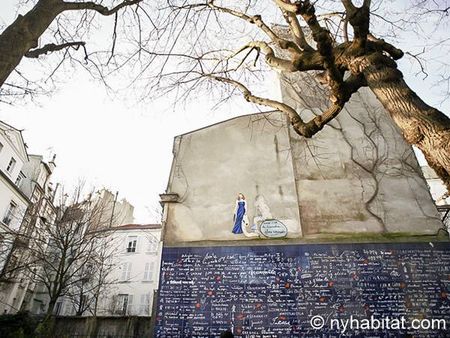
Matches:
[[156, 56, 448, 337], [154, 242, 450, 337], [163, 114, 302, 243], [162, 107, 442, 244]]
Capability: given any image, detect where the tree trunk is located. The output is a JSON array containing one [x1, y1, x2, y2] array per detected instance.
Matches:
[[46, 298, 57, 316], [35, 301, 56, 337], [357, 53, 450, 191], [0, 0, 62, 87]]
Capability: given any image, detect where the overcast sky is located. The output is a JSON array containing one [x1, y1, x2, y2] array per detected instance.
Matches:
[[1, 1, 449, 223], [0, 0, 256, 223]]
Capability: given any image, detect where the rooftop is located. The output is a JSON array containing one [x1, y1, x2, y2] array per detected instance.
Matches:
[[114, 223, 162, 230]]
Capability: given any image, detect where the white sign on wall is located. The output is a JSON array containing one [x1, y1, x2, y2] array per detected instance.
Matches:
[[259, 219, 288, 238]]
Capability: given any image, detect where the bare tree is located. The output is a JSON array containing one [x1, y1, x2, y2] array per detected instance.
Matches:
[[38, 190, 119, 314], [2, 1, 449, 190], [401, 1, 450, 98], [0, 0, 146, 103], [0, 185, 120, 336], [141, 0, 450, 193], [64, 232, 120, 317]]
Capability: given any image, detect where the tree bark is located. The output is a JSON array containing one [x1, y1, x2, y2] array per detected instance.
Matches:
[[354, 52, 450, 190], [46, 298, 57, 316], [0, 0, 63, 87]]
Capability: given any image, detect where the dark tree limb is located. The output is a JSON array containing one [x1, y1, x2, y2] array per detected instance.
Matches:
[[63, 0, 142, 16], [291, 1, 346, 105], [0, 0, 142, 90], [367, 34, 404, 60], [207, 0, 304, 58], [165, 0, 450, 193], [25, 41, 86, 58], [211, 73, 364, 137]]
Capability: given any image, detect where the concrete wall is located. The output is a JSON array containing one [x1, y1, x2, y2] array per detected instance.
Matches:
[[162, 76, 442, 244], [280, 72, 441, 236], [92, 189, 134, 226], [52, 316, 152, 337], [164, 114, 302, 244]]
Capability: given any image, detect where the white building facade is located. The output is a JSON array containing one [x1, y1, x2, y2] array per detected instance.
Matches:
[[90, 189, 135, 228], [422, 165, 450, 206], [0, 121, 30, 229], [421, 165, 450, 232], [14, 155, 58, 314], [58, 224, 162, 317], [0, 121, 30, 285], [0, 149, 58, 314]]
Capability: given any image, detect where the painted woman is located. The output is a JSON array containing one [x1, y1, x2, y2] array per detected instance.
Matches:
[[232, 193, 247, 234]]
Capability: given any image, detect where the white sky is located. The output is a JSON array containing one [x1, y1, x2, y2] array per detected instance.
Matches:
[[0, 0, 449, 223], [0, 0, 255, 223]]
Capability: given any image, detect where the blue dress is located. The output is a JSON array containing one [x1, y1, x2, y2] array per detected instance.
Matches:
[[232, 200, 246, 234]]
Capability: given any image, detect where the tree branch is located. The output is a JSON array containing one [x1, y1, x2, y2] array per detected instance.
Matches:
[[281, 10, 314, 52], [363, 0, 372, 9], [240, 41, 299, 72], [367, 34, 404, 60], [341, 0, 371, 50], [272, 0, 300, 13], [25, 41, 86, 58], [288, 1, 345, 104], [63, 0, 142, 15], [341, 0, 357, 12], [207, 0, 302, 57], [211, 74, 363, 138]]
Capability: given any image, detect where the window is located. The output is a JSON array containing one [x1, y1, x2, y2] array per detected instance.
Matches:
[[126, 236, 137, 253], [147, 238, 158, 253], [31, 190, 41, 204], [15, 172, 24, 187], [139, 293, 151, 315], [6, 157, 16, 173], [54, 301, 63, 315], [2, 201, 17, 225], [120, 262, 132, 281], [116, 294, 133, 315], [143, 262, 155, 281]]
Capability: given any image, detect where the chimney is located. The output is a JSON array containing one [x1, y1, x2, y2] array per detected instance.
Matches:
[[48, 154, 57, 173]]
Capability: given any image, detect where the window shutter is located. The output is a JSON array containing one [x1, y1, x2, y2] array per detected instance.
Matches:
[[144, 262, 150, 281], [149, 262, 155, 281], [126, 262, 132, 280], [120, 263, 127, 281], [121, 262, 132, 281], [136, 236, 141, 253]]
